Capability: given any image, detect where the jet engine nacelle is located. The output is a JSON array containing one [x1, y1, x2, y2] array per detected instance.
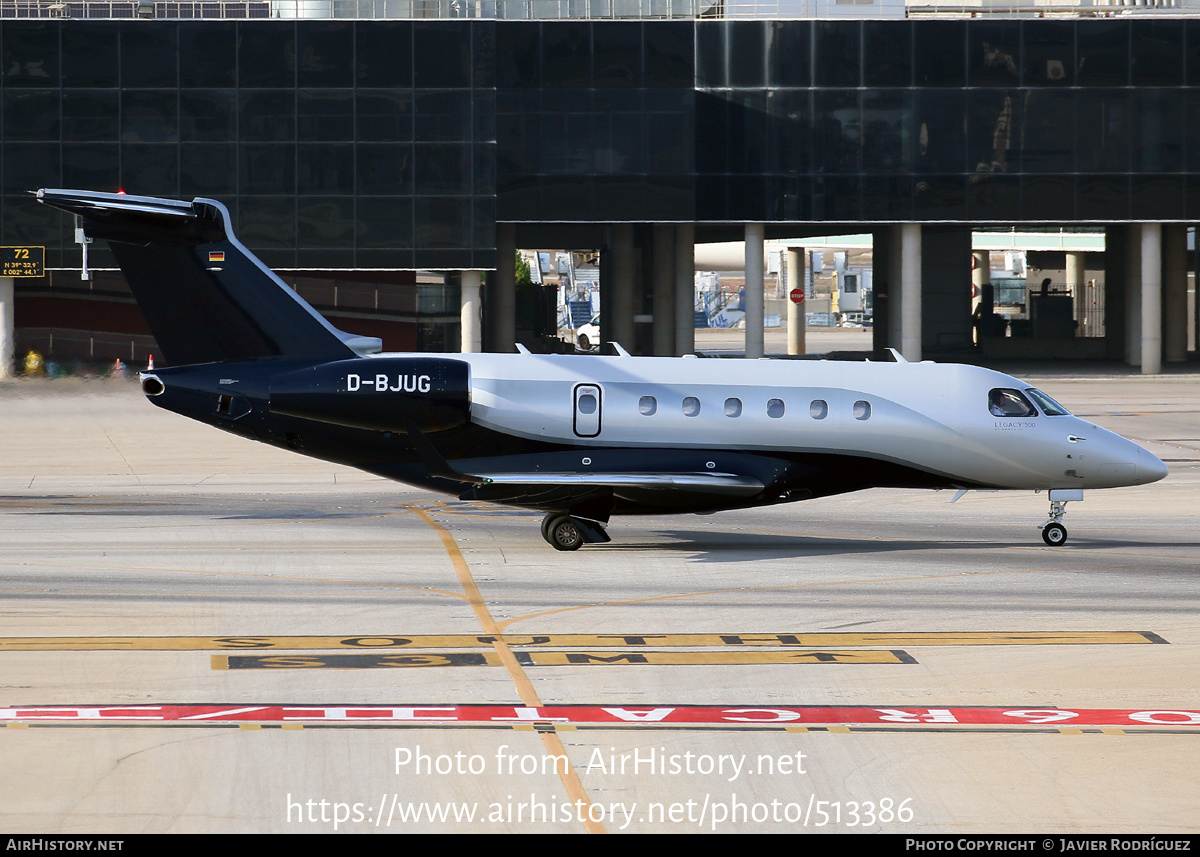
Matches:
[[269, 357, 470, 433]]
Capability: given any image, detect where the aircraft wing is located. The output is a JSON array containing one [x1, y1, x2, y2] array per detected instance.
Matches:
[[402, 421, 776, 513], [464, 470, 764, 496], [456, 469, 766, 519]]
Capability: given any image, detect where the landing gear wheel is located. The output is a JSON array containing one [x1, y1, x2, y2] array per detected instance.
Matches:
[[547, 516, 584, 551], [1042, 522, 1068, 546], [540, 513, 556, 543], [1039, 496, 1073, 546]]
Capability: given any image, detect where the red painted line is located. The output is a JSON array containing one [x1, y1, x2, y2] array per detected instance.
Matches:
[[2, 705, 1200, 727]]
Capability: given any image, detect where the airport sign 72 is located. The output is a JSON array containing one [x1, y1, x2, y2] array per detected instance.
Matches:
[[1, 246, 45, 277]]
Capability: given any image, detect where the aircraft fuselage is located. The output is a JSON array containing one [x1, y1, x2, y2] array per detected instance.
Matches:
[[34, 187, 1167, 550], [142, 352, 1166, 526]]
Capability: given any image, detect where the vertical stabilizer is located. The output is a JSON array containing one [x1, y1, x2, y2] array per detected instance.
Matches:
[[35, 189, 380, 366]]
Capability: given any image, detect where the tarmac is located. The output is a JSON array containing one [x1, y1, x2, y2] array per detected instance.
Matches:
[[1, 358, 1199, 833]]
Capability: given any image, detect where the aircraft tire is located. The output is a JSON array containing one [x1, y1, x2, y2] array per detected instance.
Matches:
[[548, 516, 584, 551], [1042, 522, 1068, 546], [540, 513, 556, 542]]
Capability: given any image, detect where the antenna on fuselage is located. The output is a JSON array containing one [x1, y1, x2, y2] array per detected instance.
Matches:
[[886, 348, 907, 363]]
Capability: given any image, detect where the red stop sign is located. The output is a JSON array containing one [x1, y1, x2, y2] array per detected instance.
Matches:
[[789, 288, 805, 304]]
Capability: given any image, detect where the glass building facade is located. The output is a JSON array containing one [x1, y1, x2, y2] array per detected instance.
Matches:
[[2, 19, 496, 270], [690, 19, 1200, 225], [496, 20, 696, 222], [3, 18, 1200, 270]]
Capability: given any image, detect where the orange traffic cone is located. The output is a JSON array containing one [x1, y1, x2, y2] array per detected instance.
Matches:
[[147, 355, 155, 371]]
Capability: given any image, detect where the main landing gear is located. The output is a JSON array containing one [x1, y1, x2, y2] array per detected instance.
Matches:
[[1039, 498, 1070, 546], [540, 513, 610, 551]]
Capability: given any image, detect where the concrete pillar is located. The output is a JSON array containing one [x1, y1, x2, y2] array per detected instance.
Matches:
[[1126, 226, 1142, 366], [1193, 227, 1200, 355], [675, 223, 695, 356], [607, 223, 635, 351], [490, 224, 517, 353], [900, 223, 922, 362], [888, 226, 904, 351], [871, 229, 892, 356], [652, 224, 675, 357], [972, 250, 991, 290], [1065, 251, 1085, 341], [972, 250, 990, 345], [1140, 222, 1162, 375], [1163, 224, 1188, 363], [1065, 251, 1084, 296], [0, 277, 13, 378], [1104, 225, 1128, 361], [460, 270, 481, 353], [744, 223, 764, 359], [786, 247, 805, 355], [922, 228, 974, 354]]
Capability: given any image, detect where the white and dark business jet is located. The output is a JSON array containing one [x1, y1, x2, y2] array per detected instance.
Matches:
[[36, 189, 1167, 550]]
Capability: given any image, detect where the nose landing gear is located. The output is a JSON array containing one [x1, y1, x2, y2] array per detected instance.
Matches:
[[1041, 517, 1068, 546], [1037, 489, 1082, 546], [1039, 496, 1072, 546]]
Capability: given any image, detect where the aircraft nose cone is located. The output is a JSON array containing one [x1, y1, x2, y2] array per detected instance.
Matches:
[[1137, 446, 1169, 484]]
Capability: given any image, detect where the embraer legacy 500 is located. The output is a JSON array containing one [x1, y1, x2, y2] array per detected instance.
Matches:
[[36, 189, 1167, 550]]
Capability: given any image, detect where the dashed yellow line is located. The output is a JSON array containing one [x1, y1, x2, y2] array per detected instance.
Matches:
[[412, 508, 607, 835]]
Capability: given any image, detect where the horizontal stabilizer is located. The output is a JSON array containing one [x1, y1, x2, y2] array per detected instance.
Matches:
[[35, 189, 380, 366]]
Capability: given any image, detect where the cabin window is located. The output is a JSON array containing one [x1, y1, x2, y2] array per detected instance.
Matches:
[[682, 396, 701, 417], [988, 388, 1037, 417], [809, 399, 828, 420], [639, 396, 657, 416], [578, 393, 598, 415], [724, 398, 742, 418], [1026, 388, 1070, 416], [853, 400, 871, 420], [767, 398, 785, 418]]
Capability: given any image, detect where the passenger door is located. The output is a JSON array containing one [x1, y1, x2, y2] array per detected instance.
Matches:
[[573, 383, 602, 438]]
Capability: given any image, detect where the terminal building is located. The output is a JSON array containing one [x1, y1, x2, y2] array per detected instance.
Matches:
[[2, 3, 1200, 372]]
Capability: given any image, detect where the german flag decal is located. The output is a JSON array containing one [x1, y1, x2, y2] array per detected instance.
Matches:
[[208, 250, 225, 262]]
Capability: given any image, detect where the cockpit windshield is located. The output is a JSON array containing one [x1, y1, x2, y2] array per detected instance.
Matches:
[[988, 388, 1037, 417], [988, 387, 1072, 417], [1025, 388, 1071, 416]]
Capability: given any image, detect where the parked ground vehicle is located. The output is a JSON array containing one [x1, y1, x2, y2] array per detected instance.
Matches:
[[576, 315, 599, 351]]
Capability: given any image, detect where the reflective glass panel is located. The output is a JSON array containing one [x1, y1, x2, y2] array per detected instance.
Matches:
[[239, 24, 296, 88], [1026, 389, 1070, 416], [63, 24, 118, 88]]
